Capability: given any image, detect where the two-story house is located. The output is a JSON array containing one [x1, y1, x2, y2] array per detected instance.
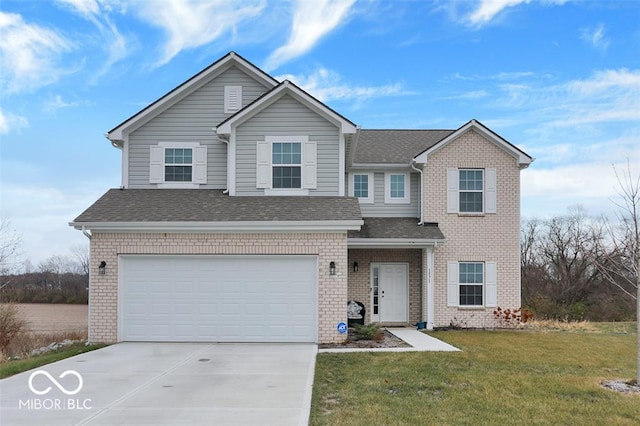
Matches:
[[71, 52, 533, 344]]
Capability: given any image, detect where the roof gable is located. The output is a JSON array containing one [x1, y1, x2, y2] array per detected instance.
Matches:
[[216, 80, 357, 135], [413, 119, 533, 168], [107, 52, 278, 142]]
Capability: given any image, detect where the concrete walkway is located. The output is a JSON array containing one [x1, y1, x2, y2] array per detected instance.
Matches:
[[318, 327, 460, 353]]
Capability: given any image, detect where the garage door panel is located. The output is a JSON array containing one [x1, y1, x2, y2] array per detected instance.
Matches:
[[121, 255, 317, 342]]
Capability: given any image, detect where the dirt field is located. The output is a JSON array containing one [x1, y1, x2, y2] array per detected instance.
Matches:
[[9, 303, 88, 334]]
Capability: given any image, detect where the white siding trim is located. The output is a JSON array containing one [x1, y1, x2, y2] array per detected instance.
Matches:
[[348, 172, 374, 203], [447, 261, 459, 307], [485, 261, 497, 307], [485, 168, 497, 214], [384, 172, 410, 204], [446, 168, 459, 213]]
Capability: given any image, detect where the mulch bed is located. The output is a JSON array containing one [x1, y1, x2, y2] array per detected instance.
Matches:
[[318, 329, 410, 349]]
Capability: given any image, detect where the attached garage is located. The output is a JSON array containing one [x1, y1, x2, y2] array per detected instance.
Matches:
[[119, 255, 318, 343]]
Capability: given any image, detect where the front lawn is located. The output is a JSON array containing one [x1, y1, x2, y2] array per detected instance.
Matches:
[[310, 323, 639, 425]]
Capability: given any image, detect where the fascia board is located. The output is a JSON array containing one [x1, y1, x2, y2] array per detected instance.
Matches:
[[108, 53, 277, 141], [349, 163, 412, 169], [347, 238, 444, 248], [413, 120, 533, 166], [70, 220, 364, 232], [217, 82, 357, 136]]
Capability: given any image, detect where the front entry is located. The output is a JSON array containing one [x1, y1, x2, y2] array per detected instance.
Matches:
[[370, 263, 408, 323]]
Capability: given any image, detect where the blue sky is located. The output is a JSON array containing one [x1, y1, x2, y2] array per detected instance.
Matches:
[[1, 0, 639, 267]]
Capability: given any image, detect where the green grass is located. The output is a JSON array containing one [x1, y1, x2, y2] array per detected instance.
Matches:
[[310, 323, 639, 425], [0, 343, 106, 379]]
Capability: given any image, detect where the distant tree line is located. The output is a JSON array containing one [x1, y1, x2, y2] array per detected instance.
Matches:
[[1, 248, 89, 305], [522, 206, 637, 321]]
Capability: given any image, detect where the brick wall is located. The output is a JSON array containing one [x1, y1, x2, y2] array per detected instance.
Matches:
[[423, 129, 522, 328], [347, 248, 422, 324], [89, 232, 348, 344]]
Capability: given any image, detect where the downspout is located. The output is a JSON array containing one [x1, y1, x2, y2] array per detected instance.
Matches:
[[410, 160, 424, 225], [216, 130, 230, 194], [81, 226, 91, 240]]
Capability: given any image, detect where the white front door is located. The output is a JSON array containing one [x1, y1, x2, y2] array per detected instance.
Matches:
[[371, 263, 408, 323]]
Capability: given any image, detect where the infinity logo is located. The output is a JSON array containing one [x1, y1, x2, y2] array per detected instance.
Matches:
[[28, 370, 83, 396]]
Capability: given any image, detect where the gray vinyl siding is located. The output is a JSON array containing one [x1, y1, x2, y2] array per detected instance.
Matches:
[[127, 66, 271, 188], [348, 171, 420, 217], [235, 94, 341, 196]]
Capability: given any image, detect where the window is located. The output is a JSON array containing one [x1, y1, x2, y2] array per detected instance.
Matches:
[[256, 136, 316, 193], [447, 168, 496, 214], [459, 169, 483, 213], [384, 172, 410, 204], [348, 173, 374, 203], [272, 142, 301, 188], [459, 262, 484, 306], [149, 143, 207, 186], [165, 148, 192, 182], [447, 261, 497, 308]]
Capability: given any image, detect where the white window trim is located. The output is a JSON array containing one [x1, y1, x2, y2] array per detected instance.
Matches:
[[257, 136, 316, 194], [459, 169, 484, 214], [384, 172, 410, 204], [152, 142, 205, 188], [447, 261, 497, 308], [348, 172, 374, 203], [447, 168, 497, 215]]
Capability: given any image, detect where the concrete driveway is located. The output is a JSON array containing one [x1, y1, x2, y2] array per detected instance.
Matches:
[[0, 343, 317, 426]]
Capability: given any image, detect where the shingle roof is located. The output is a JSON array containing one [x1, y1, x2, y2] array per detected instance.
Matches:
[[348, 218, 445, 240], [352, 130, 454, 164], [72, 189, 362, 223]]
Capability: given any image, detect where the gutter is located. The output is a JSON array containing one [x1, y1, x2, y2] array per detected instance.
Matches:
[[81, 226, 91, 240], [410, 160, 424, 225]]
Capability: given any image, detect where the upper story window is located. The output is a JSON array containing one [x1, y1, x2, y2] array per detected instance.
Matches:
[[384, 172, 410, 204], [150, 143, 207, 187], [256, 136, 316, 195], [348, 173, 374, 203], [272, 142, 301, 188], [165, 148, 193, 182], [459, 169, 483, 213], [447, 167, 496, 214]]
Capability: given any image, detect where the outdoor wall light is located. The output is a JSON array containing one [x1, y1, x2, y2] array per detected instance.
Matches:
[[353, 261, 359, 272], [329, 261, 336, 275], [98, 261, 106, 275]]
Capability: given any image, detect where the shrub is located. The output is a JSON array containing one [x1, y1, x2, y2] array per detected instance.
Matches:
[[493, 307, 533, 328], [353, 323, 383, 341], [0, 304, 29, 354]]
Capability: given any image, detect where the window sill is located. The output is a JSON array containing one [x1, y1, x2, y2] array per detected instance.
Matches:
[[457, 213, 485, 217], [456, 306, 486, 310]]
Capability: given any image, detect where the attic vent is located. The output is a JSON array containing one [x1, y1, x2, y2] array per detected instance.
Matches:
[[224, 85, 242, 113]]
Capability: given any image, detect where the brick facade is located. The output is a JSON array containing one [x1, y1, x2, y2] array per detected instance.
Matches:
[[423, 129, 522, 328], [89, 232, 348, 344]]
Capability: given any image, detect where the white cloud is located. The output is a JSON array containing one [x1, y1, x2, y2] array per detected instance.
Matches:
[[580, 23, 609, 51], [0, 108, 29, 135], [263, 0, 356, 71], [130, 0, 265, 67], [43, 94, 94, 112], [465, 0, 569, 27], [277, 67, 407, 103], [0, 12, 73, 94], [439, 90, 489, 100], [55, 0, 129, 80]]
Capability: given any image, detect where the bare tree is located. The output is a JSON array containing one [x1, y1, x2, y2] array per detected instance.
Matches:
[[71, 244, 90, 277], [589, 161, 639, 383], [0, 218, 23, 290]]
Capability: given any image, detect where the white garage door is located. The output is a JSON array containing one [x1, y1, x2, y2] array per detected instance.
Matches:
[[119, 255, 317, 342]]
